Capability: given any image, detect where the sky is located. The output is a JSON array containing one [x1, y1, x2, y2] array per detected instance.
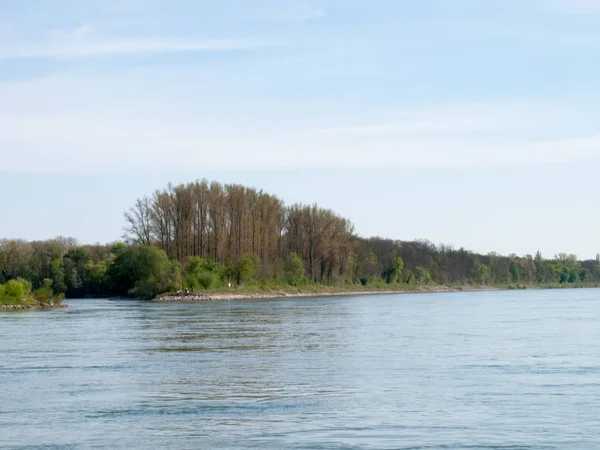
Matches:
[[1, 0, 600, 259]]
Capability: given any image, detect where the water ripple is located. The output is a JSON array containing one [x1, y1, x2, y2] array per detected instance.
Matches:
[[2, 290, 600, 449]]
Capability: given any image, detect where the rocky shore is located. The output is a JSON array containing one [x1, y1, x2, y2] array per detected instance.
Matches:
[[154, 285, 498, 303], [0, 303, 68, 311]]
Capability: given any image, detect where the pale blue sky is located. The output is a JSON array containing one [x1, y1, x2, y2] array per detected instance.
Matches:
[[1, 0, 600, 258]]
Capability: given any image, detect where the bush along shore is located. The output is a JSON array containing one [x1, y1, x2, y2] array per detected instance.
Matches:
[[0, 278, 66, 311]]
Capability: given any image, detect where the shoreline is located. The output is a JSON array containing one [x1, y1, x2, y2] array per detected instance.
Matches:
[[3, 283, 596, 308], [0, 304, 67, 311], [154, 285, 502, 303]]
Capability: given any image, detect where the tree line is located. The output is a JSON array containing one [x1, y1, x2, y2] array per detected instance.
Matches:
[[1, 179, 599, 298], [124, 180, 354, 284]]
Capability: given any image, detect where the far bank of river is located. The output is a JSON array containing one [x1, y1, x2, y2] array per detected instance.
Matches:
[[4, 284, 597, 310], [154, 285, 503, 303]]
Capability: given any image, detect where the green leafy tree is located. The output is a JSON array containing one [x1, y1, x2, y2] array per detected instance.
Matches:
[[33, 279, 56, 304], [106, 249, 137, 295], [415, 266, 432, 285], [51, 258, 67, 294], [63, 247, 91, 295], [184, 256, 226, 290], [509, 260, 523, 283], [473, 259, 490, 284], [383, 257, 404, 284], [404, 270, 416, 285], [234, 254, 255, 285], [85, 258, 110, 295], [284, 253, 305, 286], [170, 260, 183, 292], [197, 272, 216, 289], [3, 278, 32, 298], [106, 245, 172, 297], [132, 246, 173, 296], [579, 267, 591, 283]]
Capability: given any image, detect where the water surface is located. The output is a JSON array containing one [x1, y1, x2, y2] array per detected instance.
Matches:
[[2, 290, 600, 449]]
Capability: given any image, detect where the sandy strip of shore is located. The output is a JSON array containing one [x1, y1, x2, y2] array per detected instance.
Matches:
[[155, 285, 500, 303]]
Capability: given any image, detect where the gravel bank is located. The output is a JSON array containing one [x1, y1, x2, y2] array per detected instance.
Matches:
[[154, 285, 499, 303], [0, 304, 68, 311]]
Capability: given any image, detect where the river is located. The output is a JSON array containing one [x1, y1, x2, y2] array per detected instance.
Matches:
[[2, 289, 600, 449]]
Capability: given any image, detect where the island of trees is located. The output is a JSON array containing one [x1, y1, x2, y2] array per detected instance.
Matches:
[[1, 179, 599, 303]]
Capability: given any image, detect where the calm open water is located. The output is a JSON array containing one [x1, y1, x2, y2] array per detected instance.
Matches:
[[2, 289, 600, 449]]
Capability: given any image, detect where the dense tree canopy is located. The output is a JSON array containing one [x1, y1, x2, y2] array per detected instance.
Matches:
[[1, 179, 599, 298]]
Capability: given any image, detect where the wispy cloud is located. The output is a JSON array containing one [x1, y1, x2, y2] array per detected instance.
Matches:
[[4, 38, 275, 59], [315, 103, 525, 136], [313, 101, 590, 143], [1, 73, 599, 173], [0, 25, 278, 60]]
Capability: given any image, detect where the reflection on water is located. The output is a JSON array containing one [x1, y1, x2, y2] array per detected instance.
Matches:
[[2, 290, 600, 449]]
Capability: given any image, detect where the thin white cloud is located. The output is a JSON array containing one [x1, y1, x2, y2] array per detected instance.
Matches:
[[2, 35, 600, 174], [0, 25, 277, 60], [2, 121, 599, 173], [2, 38, 276, 60], [313, 101, 580, 139], [1, 73, 599, 173], [318, 118, 506, 136], [315, 103, 526, 136]]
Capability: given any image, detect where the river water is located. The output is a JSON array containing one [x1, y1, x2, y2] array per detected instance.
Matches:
[[1, 289, 600, 449]]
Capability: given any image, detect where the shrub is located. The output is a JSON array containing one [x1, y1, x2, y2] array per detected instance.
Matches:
[[4, 279, 32, 298], [404, 271, 416, 286], [234, 254, 256, 285], [132, 276, 170, 298], [33, 287, 55, 303], [284, 253, 305, 286], [197, 272, 216, 290]]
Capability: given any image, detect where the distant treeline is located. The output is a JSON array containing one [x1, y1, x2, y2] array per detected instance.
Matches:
[[1, 179, 598, 298]]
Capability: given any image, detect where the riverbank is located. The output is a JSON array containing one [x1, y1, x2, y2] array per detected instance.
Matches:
[[0, 303, 67, 311], [155, 285, 502, 303]]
